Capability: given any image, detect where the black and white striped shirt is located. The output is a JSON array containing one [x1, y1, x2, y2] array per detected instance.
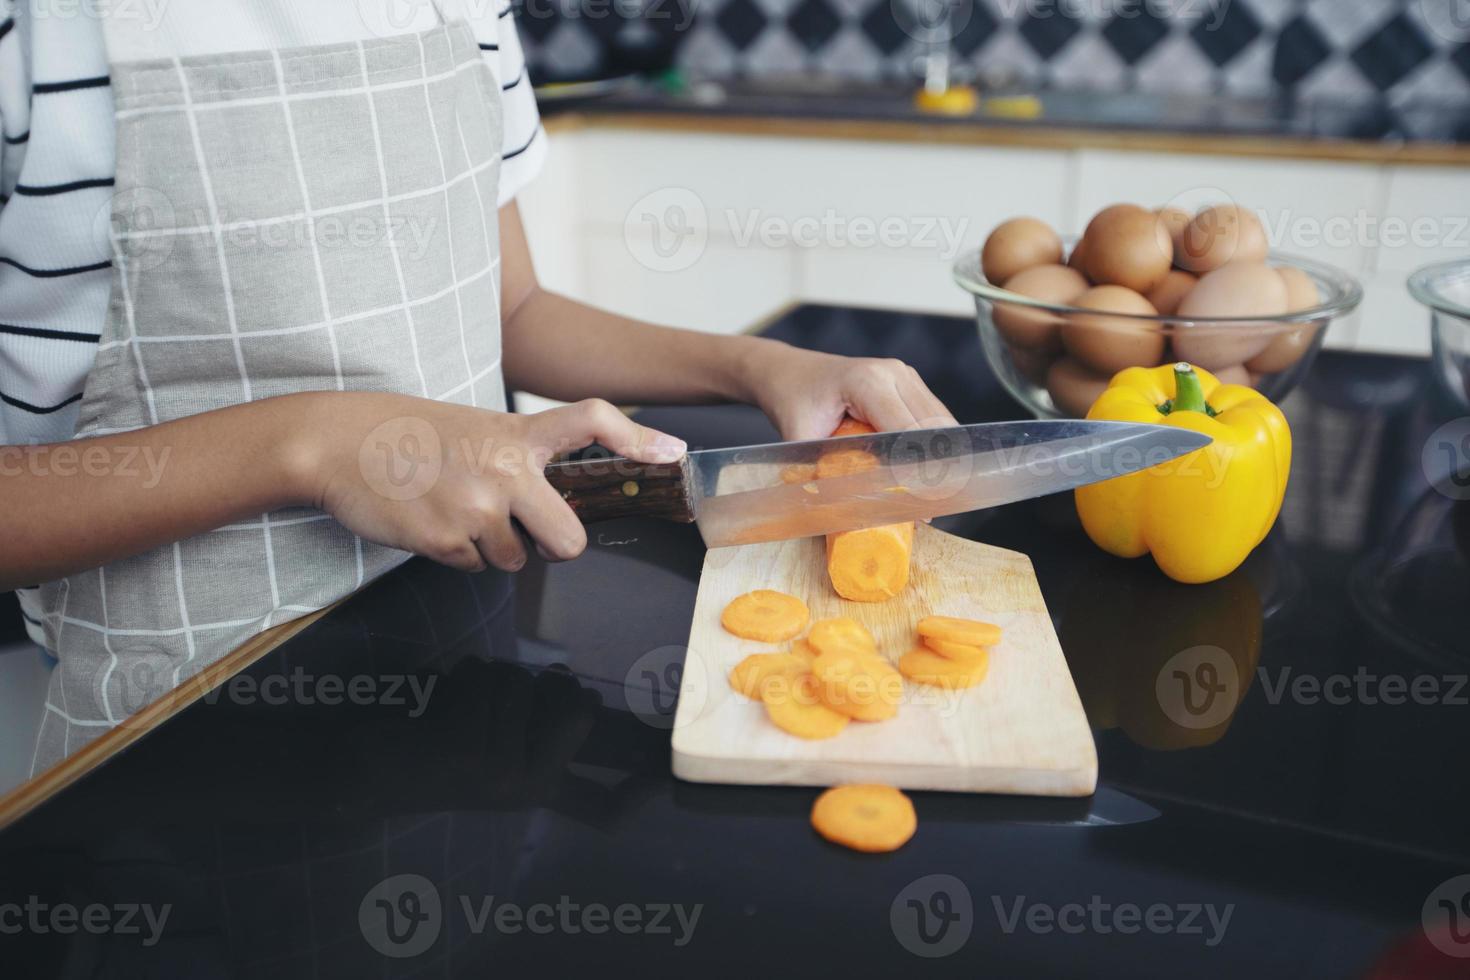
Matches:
[[0, 1, 545, 450]]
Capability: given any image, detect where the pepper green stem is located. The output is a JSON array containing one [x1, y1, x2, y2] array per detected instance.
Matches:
[[1165, 362, 1210, 415]]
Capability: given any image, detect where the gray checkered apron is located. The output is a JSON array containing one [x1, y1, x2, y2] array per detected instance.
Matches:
[[29, 14, 507, 770]]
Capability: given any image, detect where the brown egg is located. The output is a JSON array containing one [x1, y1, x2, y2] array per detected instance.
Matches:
[[1157, 207, 1191, 253], [1067, 237, 1091, 277], [994, 264, 1090, 350], [1145, 269, 1198, 316], [1175, 205, 1269, 272], [1247, 320, 1324, 375], [1173, 263, 1287, 369], [1046, 357, 1114, 417], [982, 217, 1064, 285], [1246, 266, 1324, 374], [1008, 343, 1055, 386], [1277, 266, 1321, 312], [1083, 207, 1173, 294], [1212, 363, 1252, 388], [1061, 285, 1165, 375]]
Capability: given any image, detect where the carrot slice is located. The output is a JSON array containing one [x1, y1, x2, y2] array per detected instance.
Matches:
[[807, 617, 878, 658], [812, 650, 903, 722], [921, 635, 989, 663], [827, 522, 915, 603], [917, 615, 1001, 648], [764, 673, 850, 740], [898, 646, 990, 689], [815, 448, 878, 479], [780, 463, 818, 485], [729, 652, 810, 701], [720, 590, 810, 643], [810, 784, 917, 853], [789, 638, 818, 663], [816, 418, 916, 604]]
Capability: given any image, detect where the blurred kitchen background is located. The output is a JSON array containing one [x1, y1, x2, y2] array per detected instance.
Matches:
[[507, 0, 1470, 405], [520, 0, 1464, 109]]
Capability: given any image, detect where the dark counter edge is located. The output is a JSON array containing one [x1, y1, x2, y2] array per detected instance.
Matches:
[[543, 108, 1470, 167]]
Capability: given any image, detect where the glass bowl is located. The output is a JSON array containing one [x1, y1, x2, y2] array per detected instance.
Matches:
[[952, 242, 1363, 419], [1407, 259, 1470, 412]]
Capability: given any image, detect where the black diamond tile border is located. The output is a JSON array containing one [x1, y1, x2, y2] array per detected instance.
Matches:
[[788, 0, 842, 52], [1189, 0, 1261, 68], [716, 0, 768, 51], [951, 0, 998, 58], [860, 0, 908, 56], [1273, 15, 1332, 88], [1018, 1, 1081, 60], [519, 0, 1470, 108], [1101, 4, 1170, 65], [1350, 11, 1434, 91]]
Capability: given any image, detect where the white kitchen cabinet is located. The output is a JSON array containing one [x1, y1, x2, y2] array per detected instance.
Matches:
[[1377, 164, 1470, 274], [518, 123, 1454, 358]]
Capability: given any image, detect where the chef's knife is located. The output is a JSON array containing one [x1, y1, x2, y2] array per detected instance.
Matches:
[[542, 420, 1210, 548]]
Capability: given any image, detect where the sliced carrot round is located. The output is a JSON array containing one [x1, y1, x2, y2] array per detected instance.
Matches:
[[729, 652, 810, 701], [721, 590, 810, 643], [810, 784, 917, 853], [815, 448, 878, 479], [779, 463, 818, 485], [917, 615, 1001, 648], [764, 673, 850, 739], [812, 650, 903, 722], [898, 646, 990, 689], [922, 635, 989, 663], [827, 523, 915, 603], [807, 617, 877, 658], [789, 638, 818, 663]]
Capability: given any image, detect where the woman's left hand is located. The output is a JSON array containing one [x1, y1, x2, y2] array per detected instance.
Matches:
[[740, 341, 958, 441]]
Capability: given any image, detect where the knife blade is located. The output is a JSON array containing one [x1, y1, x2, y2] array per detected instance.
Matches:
[[542, 420, 1210, 548]]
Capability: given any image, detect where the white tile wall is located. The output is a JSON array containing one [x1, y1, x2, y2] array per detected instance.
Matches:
[[1376, 165, 1470, 274]]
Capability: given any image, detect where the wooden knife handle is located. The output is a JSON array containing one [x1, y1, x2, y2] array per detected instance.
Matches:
[[543, 456, 696, 525]]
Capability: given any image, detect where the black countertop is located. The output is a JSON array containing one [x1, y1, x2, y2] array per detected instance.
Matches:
[[3, 305, 1469, 978], [543, 76, 1470, 148]]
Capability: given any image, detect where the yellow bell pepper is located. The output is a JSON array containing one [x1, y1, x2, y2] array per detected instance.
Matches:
[[1075, 362, 1291, 584]]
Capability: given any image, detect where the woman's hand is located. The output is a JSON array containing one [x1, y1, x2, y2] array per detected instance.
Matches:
[[297, 393, 686, 572], [738, 341, 958, 441]]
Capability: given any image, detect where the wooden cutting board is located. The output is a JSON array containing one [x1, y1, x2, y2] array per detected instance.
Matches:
[[670, 524, 1097, 796]]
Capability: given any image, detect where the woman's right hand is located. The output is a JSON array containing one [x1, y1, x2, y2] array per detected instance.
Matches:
[[296, 393, 687, 572]]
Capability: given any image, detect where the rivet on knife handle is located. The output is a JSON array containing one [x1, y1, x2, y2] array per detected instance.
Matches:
[[543, 457, 696, 524]]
